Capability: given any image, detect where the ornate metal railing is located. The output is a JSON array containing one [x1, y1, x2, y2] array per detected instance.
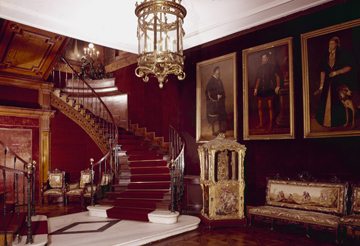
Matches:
[[51, 57, 118, 206], [0, 141, 36, 245], [169, 125, 185, 212]]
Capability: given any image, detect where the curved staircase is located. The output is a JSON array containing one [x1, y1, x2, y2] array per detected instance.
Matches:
[[50, 82, 175, 223], [49, 57, 185, 224], [101, 129, 173, 222]]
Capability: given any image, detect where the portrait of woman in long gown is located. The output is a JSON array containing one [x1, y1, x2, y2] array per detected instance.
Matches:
[[302, 19, 360, 138]]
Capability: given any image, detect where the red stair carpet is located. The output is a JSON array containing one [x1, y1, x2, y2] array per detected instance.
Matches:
[[104, 128, 171, 222]]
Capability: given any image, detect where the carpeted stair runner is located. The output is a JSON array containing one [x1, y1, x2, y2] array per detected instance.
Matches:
[[127, 182, 170, 190], [129, 160, 168, 167], [19, 218, 48, 236], [104, 128, 172, 222], [0, 203, 27, 235], [0, 204, 49, 245], [130, 175, 171, 182], [106, 207, 155, 222]]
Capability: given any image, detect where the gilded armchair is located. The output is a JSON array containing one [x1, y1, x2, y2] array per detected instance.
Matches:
[[83, 171, 113, 205], [65, 168, 92, 207], [41, 168, 66, 204]]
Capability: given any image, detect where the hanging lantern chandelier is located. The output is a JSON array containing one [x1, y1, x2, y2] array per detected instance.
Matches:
[[135, 0, 187, 88]]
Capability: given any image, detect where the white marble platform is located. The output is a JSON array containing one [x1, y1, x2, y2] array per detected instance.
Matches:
[[47, 211, 200, 246], [87, 205, 113, 218], [148, 210, 179, 224]]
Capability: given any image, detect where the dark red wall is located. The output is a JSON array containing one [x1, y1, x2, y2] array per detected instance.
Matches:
[[113, 64, 180, 140], [179, 0, 360, 206], [113, 0, 360, 207], [50, 111, 103, 183], [0, 114, 40, 201], [0, 84, 39, 108]]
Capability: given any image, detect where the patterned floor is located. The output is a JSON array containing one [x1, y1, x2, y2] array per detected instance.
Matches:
[[36, 202, 360, 246]]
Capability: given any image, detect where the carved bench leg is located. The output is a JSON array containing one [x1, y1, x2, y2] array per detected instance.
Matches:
[[270, 218, 276, 231], [340, 226, 347, 244], [335, 226, 340, 244], [305, 224, 311, 238], [248, 214, 253, 227]]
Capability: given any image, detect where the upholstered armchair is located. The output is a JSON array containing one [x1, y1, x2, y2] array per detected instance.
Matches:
[[83, 171, 113, 204], [65, 168, 92, 207], [41, 168, 66, 205]]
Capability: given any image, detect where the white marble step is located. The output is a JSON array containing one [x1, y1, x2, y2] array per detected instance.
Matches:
[[87, 205, 180, 224]]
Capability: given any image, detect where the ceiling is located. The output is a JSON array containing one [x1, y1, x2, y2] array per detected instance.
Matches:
[[0, 0, 333, 54]]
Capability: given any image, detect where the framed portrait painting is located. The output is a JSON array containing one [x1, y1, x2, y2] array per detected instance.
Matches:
[[242, 37, 294, 140], [302, 19, 360, 138], [196, 52, 237, 142]]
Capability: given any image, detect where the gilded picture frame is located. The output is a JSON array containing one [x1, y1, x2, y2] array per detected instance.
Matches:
[[243, 37, 294, 140], [196, 52, 237, 142], [302, 19, 360, 138]]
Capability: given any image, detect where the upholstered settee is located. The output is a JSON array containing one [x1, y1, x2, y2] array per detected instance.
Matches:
[[339, 184, 360, 242], [248, 176, 348, 243]]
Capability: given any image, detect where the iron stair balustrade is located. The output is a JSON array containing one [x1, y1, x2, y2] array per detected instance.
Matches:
[[169, 126, 185, 213], [54, 56, 118, 207], [0, 141, 36, 245]]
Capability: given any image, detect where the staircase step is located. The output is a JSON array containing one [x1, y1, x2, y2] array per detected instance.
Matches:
[[128, 155, 164, 161], [118, 128, 132, 134], [129, 160, 168, 167], [130, 175, 170, 182], [125, 150, 159, 156], [106, 207, 154, 222], [107, 191, 169, 200], [111, 199, 158, 209], [120, 145, 153, 151], [130, 167, 169, 175], [19, 215, 48, 236], [0, 212, 26, 233], [118, 134, 143, 140], [118, 139, 148, 144], [127, 182, 171, 190]]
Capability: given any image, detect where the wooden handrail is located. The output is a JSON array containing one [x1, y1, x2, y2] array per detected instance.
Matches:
[[169, 125, 185, 160], [0, 140, 29, 169], [60, 56, 118, 167], [169, 125, 186, 212]]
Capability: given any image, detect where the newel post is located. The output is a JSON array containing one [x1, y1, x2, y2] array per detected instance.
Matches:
[[26, 162, 34, 244], [90, 158, 95, 207]]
